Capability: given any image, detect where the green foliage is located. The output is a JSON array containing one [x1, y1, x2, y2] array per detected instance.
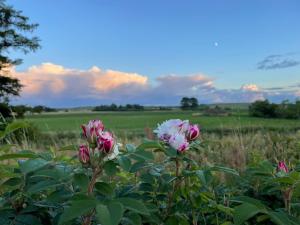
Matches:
[[180, 97, 199, 110], [249, 99, 300, 119], [0, 123, 300, 224], [0, 0, 40, 102]]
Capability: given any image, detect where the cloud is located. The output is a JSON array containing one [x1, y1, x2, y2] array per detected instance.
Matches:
[[257, 54, 300, 70], [8, 63, 300, 107], [240, 84, 260, 92]]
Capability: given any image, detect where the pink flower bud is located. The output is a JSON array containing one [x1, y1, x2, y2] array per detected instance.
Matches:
[[78, 145, 90, 164], [187, 124, 200, 141], [81, 120, 104, 143], [97, 131, 114, 154], [277, 161, 289, 173]]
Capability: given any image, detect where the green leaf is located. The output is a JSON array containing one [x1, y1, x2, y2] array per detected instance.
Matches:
[[95, 182, 114, 196], [118, 156, 131, 171], [96, 202, 124, 225], [210, 165, 239, 176], [0, 153, 37, 161], [27, 180, 61, 193], [0, 121, 29, 139], [125, 144, 136, 153], [73, 173, 89, 192], [104, 161, 119, 176], [131, 150, 154, 161], [233, 202, 263, 225], [268, 211, 299, 225], [164, 147, 177, 157], [118, 198, 149, 215], [19, 159, 49, 174], [58, 144, 77, 151], [59, 199, 97, 225], [2, 177, 21, 186], [123, 212, 142, 225], [136, 141, 163, 151]]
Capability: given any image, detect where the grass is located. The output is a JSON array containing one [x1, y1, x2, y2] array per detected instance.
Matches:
[[24, 110, 300, 136]]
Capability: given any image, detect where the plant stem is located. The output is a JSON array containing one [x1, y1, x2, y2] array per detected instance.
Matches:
[[83, 167, 101, 225], [165, 157, 181, 219]]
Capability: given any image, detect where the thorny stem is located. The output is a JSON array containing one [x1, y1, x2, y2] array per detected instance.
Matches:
[[83, 167, 102, 225], [283, 187, 293, 215], [166, 157, 181, 219]]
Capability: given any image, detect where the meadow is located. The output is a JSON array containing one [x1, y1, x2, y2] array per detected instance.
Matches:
[[24, 110, 300, 136]]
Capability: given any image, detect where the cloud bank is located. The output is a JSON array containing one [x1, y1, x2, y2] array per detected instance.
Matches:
[[9, 63, 300, 107], [257, 54, 300, 70]]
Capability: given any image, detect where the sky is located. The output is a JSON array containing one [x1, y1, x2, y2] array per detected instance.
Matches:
[[6, 0, 300, 107]]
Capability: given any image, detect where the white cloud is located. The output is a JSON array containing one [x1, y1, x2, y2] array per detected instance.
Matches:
[[241, 84, 260, 92], [8, 62, 300, 107]]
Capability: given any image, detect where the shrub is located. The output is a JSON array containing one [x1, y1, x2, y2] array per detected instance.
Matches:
[[0, 119, 299, 225]]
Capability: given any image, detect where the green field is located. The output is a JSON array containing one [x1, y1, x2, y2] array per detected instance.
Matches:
[[24, 111, 300, 136]]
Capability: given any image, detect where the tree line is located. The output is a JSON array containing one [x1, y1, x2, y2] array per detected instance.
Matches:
[[93, 104, 144, 111], [249, 100, 300, 119]]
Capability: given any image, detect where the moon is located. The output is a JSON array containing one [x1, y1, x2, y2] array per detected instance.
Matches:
[[214, 42, 219, 47]]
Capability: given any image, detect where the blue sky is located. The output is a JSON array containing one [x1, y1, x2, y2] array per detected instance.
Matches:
[[7, 0, 300, 106]]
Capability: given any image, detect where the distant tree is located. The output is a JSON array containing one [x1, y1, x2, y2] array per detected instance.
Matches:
[[190, 97, 199, 109], [180, 97, 199, 110], [0, 0, 40, 102], [180, 97, 190, 110], [11, 104, 31, 118], [110, 103, 117, 111], [249, 100, 278, 118], [32, 105, 44, 114]]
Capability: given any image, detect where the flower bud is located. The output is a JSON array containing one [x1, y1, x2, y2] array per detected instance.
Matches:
[[81, 120, 104, 144], [97, 131, 114, 154], [78, 144, 90, 164], [277, 161, 288, 173], [187, 124, 200, 141]]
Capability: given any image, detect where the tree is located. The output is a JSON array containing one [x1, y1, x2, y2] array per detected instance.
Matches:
[[180, 97, 190, 110], [0, 0, 40, 102], [190, 97, 199, 109], [180, 97, 199, 110]]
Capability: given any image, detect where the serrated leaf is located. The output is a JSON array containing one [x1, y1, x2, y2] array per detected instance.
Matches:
[[96, 202, 124, 225], [19, 159, 49, 174], [233, 202, 263, 225], [58, 199, 97, 225], [95, 182, 114, 196], [118, 198, 149, 215], [131, 150, 154, 161], [118, 156, 131, 171], [0, 153, 37, 161]]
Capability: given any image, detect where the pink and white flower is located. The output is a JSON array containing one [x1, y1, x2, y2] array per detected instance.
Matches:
[[154, 119, 201, 153], [154, 119, 189, 142], [187, 124, 200, 141], [81, 120, 104, 144], [78, 144, 90, 164], [277, 161, 289, 173], [104, 143, 121, 161], [97, 131, 114, 153], [169, 133, 189, 152]]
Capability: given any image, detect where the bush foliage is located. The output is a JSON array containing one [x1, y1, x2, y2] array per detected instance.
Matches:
[[0, 120, 299, 225], [249, 100, 300, 119]]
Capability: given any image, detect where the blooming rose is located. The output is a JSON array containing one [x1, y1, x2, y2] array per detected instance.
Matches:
[[187, 124, 200, 141], [78, 144, 90, 164], [154, 119, 189, 142], [81, 120, 104, 144], [104, 143, 120, 161], [277, 161, 289, 173], [97, 131, 114, 153], [169, 133, 189, 152]]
